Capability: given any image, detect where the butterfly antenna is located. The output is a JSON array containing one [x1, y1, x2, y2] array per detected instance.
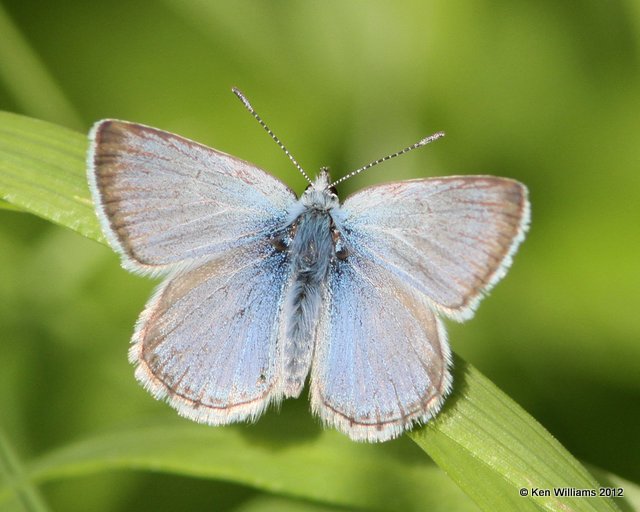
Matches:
[[232, 87, 313, 185], [329, 131, 445, 188]]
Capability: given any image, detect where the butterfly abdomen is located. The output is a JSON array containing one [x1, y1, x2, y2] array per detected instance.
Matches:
[[282, 209, 335, 397]]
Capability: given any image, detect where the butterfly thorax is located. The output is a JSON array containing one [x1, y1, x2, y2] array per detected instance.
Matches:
[[280, 169, 343, 397]]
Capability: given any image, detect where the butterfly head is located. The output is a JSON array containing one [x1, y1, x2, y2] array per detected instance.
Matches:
[[301, 168, 339, 211]]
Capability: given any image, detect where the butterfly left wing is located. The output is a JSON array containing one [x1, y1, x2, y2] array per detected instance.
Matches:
[[310, 251, 452, 442], [88, 120, 296, 275], [131, 239, 290, 424]]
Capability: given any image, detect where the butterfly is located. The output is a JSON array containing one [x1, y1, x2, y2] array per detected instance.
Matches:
[[87, 88, 529, 442]]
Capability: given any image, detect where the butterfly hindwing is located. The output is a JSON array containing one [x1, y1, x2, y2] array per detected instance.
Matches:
[[311, 250, 452, 442], [131, 239, 291, 424]]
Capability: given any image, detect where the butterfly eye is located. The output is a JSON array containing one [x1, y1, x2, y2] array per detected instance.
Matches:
[[329, 185, 338, 196]]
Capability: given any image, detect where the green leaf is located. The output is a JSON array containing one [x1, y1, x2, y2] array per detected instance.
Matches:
[[0, 111, 628, 512], [411, 357, 623, 511], [20, 423, 474, 512], [0, 198, 23, 211], [0, 111, 103, 243]]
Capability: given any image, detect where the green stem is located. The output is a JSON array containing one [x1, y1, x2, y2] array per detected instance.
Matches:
[[0, 427, 50, 512]]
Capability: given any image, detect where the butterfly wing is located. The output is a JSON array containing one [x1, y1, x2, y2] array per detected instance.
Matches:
[[311, 175, 528, 441], [88, 120, 296, 274], [131, 239, 290, 424], [311, 251, 452, 442], [339, 176, 529, 320]]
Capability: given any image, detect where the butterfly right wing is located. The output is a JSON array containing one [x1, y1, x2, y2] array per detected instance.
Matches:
[[88, 120, 296, 275], [131, 238, 290, 424], [339, 176, 529, 321]]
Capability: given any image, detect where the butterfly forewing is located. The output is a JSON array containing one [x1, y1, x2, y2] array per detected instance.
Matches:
[[88, 120, 296, 274], [131, 240, 290, 424], [340, 176, 529, 320], [311, 251, 452, 442]]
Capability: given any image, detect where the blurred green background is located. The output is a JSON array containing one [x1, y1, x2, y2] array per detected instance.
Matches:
[[1, 1, 639, 511]]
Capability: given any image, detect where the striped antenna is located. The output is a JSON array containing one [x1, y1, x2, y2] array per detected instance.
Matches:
[[329, 131, 445, 188], [232, 87, 312, 185]]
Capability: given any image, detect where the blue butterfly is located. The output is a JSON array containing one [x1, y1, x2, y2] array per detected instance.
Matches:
[[87, 89, 529, 442]]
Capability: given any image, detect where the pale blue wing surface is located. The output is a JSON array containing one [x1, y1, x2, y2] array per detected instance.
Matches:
[[88, 120, 296, 274], [311, 252, 452, 442], [130, 239, 290, 424], [339, 176, 529, 320]]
